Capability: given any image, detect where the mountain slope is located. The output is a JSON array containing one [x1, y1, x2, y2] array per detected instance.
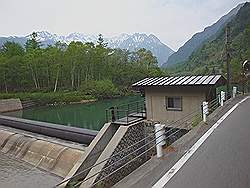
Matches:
[[0, 32, 174, 66], [166, 2, 250, 82], [162, 3, 244, 67], [108, 33, 174, 66]]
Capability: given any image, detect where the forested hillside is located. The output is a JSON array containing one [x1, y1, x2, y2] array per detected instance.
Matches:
[[0, 33, 163, 102], [165, 2, 250, 84], [162, 3, 243, 68]]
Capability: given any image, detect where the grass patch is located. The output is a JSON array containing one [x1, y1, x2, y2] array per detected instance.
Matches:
[[192, 114, 202, 127]]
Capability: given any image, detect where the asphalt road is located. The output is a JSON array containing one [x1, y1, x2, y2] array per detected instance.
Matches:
[[160, 97, 250, 188]]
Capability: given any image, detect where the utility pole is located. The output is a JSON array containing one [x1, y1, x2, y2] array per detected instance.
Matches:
[[225, 25, 232, 98]]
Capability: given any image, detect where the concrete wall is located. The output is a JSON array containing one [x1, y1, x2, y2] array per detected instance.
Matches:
[[145, 87, 207, 125], [61, 123, 118, 187], [79, 121, 148, 188], [0, 99, 23, 113], [0, 129, 85, 178]]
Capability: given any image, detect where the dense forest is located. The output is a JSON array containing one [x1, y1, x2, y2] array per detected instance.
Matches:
[[165, 2, 250, 85], [1, 3, 249, 103], [0, 33, 163, 102]]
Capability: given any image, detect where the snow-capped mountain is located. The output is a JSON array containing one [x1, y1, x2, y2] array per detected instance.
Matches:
[[34, 31, 99, 45], [0, 31, 174, 66]]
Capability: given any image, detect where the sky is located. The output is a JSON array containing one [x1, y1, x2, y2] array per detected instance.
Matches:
[[0, 0, 248, 50]]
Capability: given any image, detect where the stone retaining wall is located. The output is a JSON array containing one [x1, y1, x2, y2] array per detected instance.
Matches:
[[90, 122, 153, 188]]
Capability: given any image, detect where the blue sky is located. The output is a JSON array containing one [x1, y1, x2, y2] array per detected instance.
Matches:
[[0, 0, 248, 50]]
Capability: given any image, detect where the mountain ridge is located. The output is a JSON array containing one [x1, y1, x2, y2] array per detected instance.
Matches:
[[162, 3, 245, 68], [165, 2, 250, 83], [0, 32, 174, 66]]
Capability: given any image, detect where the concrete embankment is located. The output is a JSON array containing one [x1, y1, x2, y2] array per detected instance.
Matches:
[[59, 121, 150, 188], [60, 122, 117, 187], [0, 99, 23, 113], [0, 128, 85, 178]]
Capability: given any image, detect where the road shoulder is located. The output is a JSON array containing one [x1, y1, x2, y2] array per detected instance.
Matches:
[[113, 95, 247, 188]]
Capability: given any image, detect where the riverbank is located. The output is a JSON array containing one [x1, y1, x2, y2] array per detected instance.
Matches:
[[0, 91, 96, 105], [0, 90, 136, 106]]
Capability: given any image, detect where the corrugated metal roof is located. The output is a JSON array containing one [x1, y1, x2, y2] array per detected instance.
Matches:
[[152, 77, 167, 85], [188, 76, 203, 85], [132, 75, 226, 87], [159, 77, 173, 85], [209, 75, 222, 85], [165, 77, 179, 85], [176, 76, 190, 85]]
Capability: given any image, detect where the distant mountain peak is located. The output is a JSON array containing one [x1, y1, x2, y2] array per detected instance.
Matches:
[[0, 32, 174, 66]]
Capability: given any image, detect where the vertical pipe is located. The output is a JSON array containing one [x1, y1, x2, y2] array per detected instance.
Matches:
[[105, 109, 108, 122], [202, 101, 208, 122], [233, 86, 237, 98], [111, 107, 115, 122], [220, 91, 225, 106], [155, 124, 164, 158], [160, 124, 166, 146]]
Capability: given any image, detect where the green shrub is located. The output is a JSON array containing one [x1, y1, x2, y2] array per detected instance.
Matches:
[[81, 80, 119, 99]]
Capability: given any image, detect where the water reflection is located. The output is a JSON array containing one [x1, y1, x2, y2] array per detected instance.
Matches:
[[5, 96, 143, 131]]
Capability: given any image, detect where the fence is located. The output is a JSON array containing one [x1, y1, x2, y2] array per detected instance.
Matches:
[[55, 90, 234, 188], [105, 100, 146, 125]]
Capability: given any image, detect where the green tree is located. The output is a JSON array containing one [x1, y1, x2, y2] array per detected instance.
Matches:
[[25, 32, 41, 51], [2, 42, 24, 58]]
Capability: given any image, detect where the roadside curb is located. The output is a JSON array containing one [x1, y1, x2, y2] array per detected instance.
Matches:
[[113, 95, 247, 188]]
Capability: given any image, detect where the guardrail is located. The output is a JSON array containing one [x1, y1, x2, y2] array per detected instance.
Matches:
[[56, 90, 236, 187], [105, 100, 146, 125]]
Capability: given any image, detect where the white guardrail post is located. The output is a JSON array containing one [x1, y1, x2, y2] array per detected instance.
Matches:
[[160, 124, 166, 146], [232, 87, 237, 98], [220, 91, 225, 106], [202, 101, 208, 122], [154, 123, 165, 158]]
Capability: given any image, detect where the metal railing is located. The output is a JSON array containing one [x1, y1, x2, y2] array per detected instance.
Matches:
[[105, 100, 146, 124], [55, 91, 234, 188]]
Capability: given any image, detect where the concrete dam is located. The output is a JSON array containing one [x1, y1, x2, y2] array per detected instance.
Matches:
[[0, 99, 99, 186], [0, 98, 153, 188]]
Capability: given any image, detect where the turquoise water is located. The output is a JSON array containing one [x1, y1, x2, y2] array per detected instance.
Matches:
[[5, 96, 143, 131]]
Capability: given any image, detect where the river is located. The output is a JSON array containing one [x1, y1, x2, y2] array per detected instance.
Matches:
[[4, 95, 143, 131]]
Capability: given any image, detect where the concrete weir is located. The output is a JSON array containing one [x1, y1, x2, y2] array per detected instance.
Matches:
[[0, 115, 98, 145], [0, 98, 149, 187], [0, 129, 85, 178], [0, 98, 98, 145]]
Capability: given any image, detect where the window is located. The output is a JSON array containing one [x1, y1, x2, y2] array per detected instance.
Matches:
[[166, 96, 182, 111]]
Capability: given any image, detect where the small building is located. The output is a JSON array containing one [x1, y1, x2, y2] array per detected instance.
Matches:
[[132, 75, 226, 125]]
